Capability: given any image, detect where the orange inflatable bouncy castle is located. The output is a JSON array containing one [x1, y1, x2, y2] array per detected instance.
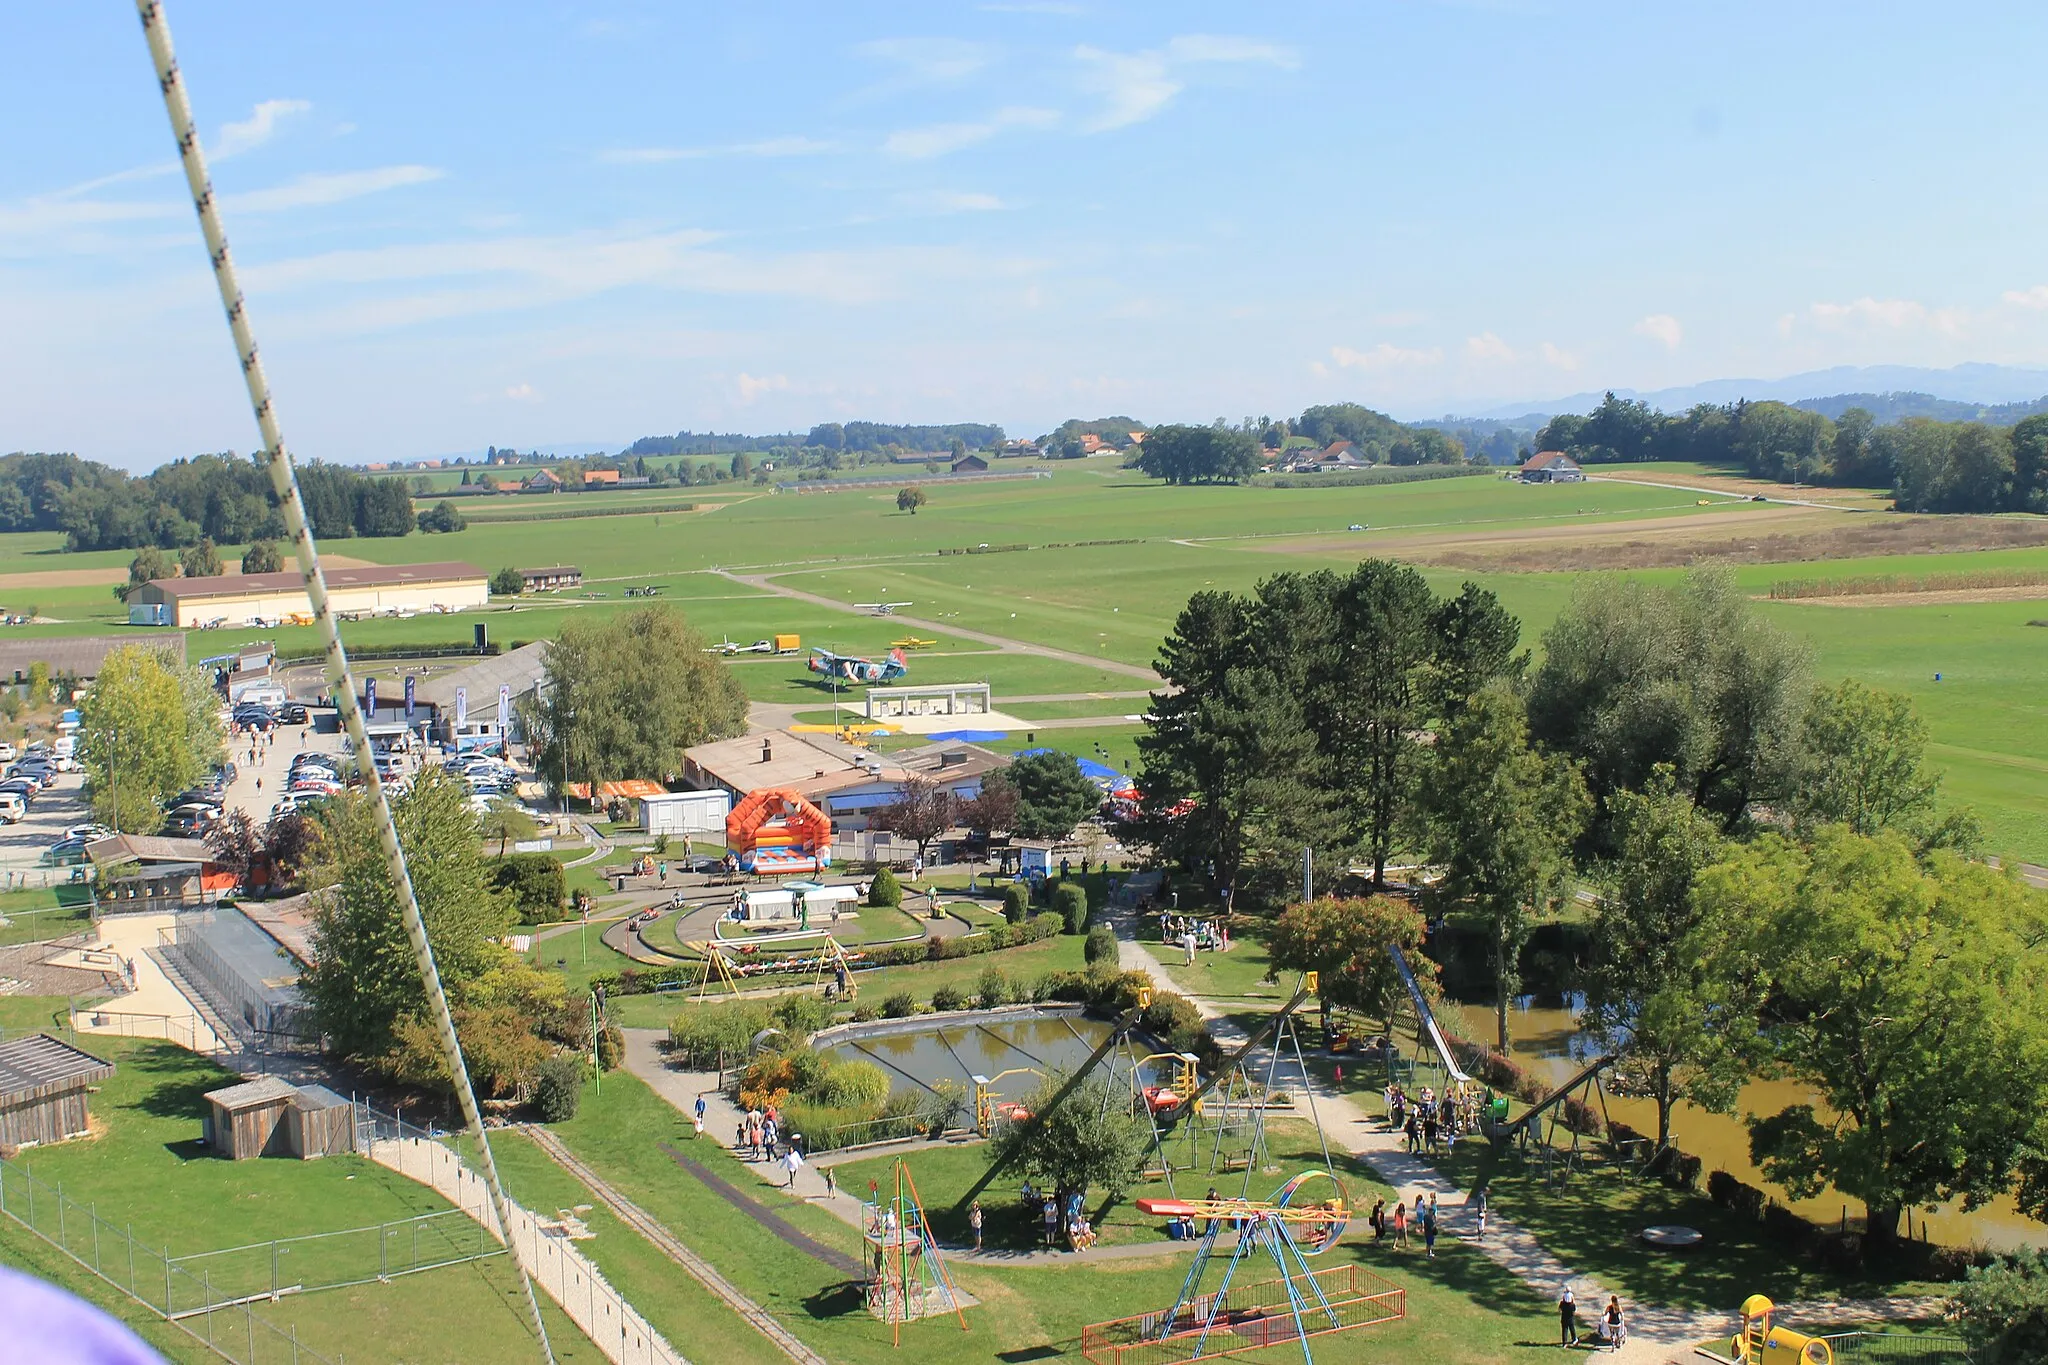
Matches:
[[726, 789, 833, 875]]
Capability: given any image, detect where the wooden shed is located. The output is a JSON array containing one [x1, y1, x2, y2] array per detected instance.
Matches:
[[202, 1076, 298, 1160], [284, 1084, 355, 1160], [0, 1034, 115, 1149]]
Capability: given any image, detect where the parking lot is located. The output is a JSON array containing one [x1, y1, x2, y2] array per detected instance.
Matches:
[[0, 768, 97, 887]]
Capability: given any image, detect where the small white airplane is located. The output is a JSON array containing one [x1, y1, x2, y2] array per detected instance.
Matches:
[[853, 601, 913, 616]]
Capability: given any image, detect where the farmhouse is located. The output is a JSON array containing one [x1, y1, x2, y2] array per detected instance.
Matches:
[[0, 1034, 114, 1149], [1316, 440, 1367, 469], [519, 565, 582, 593], [679, 728, 1006, 830], [524, 469, 563, 492], [581, 468, 621, 486], [126, 563, 488, 628], [950, 453, 989, 474], [1520, 451, 1585, 483]]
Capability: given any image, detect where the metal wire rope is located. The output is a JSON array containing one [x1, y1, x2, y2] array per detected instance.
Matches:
[[131, 5, 554, 1359]]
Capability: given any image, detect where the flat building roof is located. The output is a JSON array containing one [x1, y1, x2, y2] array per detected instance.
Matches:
[[139, 563, 485, 603]]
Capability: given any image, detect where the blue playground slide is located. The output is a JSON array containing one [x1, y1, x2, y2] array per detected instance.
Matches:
[[1386, 944, 1473, 1083]]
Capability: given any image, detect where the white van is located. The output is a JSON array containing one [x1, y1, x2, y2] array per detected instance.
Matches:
[[0, 793, 25, 823]]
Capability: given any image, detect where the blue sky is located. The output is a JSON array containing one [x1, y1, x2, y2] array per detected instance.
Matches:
[[5, 1, 2048, 468]]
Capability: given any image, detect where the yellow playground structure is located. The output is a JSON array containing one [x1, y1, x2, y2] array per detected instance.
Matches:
[[1720, 1295, 1833, 1365]]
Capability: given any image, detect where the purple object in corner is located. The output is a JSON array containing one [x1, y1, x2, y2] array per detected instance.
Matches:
[[0, 1263, 167, 1364]]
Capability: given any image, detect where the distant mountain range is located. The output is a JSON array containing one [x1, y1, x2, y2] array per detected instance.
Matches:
[[1443, 363, 2048, 427]]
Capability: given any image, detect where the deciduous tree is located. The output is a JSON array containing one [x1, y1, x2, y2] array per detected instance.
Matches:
[[958, 769, 1020, 836], [1792, 679, 1976, 850], [239, 539, 282, 574], [1701, 831, 2048, 1251], [1419, 685, 1588, 1048], [79, 645, 220, 831], [895, 485, 928, 514], [1581, 769, 1754, 1154], [873, 775, 954, 863], [528, 605, 748, 794], [994, 1072, 1150, 1204], [1267, 895, 1432, 1038], [179, 536, 222, 578], [300, 768, 516, 1063]]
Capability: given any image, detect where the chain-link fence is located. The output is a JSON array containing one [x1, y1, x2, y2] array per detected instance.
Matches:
[[1822, 1332, 1974, 1362], [0, 1155, 342, 1364]]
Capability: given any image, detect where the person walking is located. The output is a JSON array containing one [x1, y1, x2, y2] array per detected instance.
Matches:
[[1369, 1198, 1386, 1242], [970, 1200, 984, 1251], [1559, 1285, 1578, 1346], [1602, 1296, 1624, 1352], [1474, 1187, 1488, 1240], [1392, 1200, 1408, 1250], [1042, 1196, 1058, 1247], [1422, 1194, 1439, 1259], [783, 1146, 803, 1188]]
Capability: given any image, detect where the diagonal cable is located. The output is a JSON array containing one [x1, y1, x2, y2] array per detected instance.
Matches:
[[132, 4, 554, 1360]]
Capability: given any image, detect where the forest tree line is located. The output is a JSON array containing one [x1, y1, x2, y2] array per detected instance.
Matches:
[[0, 451, 417, 552], [1536, 392, 2048, 513]]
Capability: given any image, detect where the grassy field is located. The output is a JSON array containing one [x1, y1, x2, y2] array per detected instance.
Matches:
[[6, 461, 2047, 857], [0, 1031, 601, 1362]]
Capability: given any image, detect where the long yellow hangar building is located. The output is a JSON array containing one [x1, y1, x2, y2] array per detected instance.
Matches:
[[127, 562, 489, 628]]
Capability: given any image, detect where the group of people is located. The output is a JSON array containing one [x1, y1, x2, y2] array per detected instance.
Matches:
[[1366, 1193, 1445, 1258], [1020, 1184, 1097, 1251], [1558, 1286, 1626, 1350], [1386, 1082, 1480, 1154], [1161, 913, 1229, 964]]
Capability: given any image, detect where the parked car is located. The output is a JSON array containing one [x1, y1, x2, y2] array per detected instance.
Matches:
[[279, 702, 308, 724], [0, 779, 39, 804], [41, 836, 91, 865], [66, 823, 114, 843], [231, 707, 277, 731], [268, 796, 301, 821], [168, 789, 224, 811], [0, 743, 17, 762], [0, 793, 25, 823]]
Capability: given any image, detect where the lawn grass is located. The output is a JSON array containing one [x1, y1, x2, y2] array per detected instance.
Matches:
[[851, 931, 1090, 1003], [1429, 1140, 1943, 1313], [0, 1034, 611, 1363], [540, 1068, 1557, 1364], [0, 888, 94, 948]]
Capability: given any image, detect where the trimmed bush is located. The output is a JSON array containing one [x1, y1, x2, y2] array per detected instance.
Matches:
[[1001, 882, 1031, 922], [882, 991, 918, 1019], [931, 984, 967, 1012], [813, 1058, 890, 1110], [534, 1055, 584, 1122], [851, 1001, 882, 1022], [1053, 882, 1089, 934], [1084, 924, 1119, 966], [869, 867, 903, 907], [596, 1022, 624, 1072]]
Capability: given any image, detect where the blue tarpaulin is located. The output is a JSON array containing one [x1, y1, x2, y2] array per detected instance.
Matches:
[[927, 729, 1008, 743]]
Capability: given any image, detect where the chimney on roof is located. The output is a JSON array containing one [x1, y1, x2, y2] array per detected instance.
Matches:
[[761, 739, 773, 764]]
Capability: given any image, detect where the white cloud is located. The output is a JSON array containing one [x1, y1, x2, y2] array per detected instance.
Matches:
[[1806, 296, 1967, 338], [1331, 342, 1443, 370], [2003, 285, 2048, 310], [884, 106, 1057, 159], [1075, 35, 1296, 132], [1464, 331, 1515, 363], [855, 37, 996, 87], [900, 190, 1007, 213], [736, 372, 790, 402], [600, 137, 832, 164], [1634, 313, 1682, 349], [224, 165, 443, 213], [215, 99, 312, 160], [1540, 341, 1580, 370], [504, 382, 538, 401]]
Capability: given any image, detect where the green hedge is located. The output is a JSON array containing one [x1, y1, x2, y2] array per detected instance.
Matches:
[[594, 913, 1065, 997], [493, 852, 567, 923]]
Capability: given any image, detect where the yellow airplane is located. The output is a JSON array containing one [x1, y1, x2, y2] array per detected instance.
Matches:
[[890, 636, 938, 649]]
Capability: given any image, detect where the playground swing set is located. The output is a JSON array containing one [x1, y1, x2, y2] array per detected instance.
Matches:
[[687, 930, 860, 1000]]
